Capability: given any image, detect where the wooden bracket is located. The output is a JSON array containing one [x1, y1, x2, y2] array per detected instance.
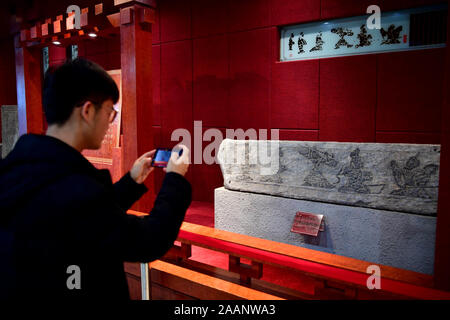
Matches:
[[120, 7, 134, 25], [314, 279, 357, 299], [30, 22, 42, 39], [20, 29, 30, 42], [107, 13, 121, 28], [138, 7, 155, 25], [53, 19, 62, 34], [228, 255, 263, 285], [95, 3, 104, 15], [41, 21, 51, 37], [164, 243, 192, 262]]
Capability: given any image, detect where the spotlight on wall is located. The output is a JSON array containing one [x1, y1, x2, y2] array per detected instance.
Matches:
[[86, 27, 99, 39], [52, 36, 61, 45]]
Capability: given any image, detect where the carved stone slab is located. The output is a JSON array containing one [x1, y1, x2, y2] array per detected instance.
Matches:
[[1, 105, 19, 159], [217, 139, 441, 216]]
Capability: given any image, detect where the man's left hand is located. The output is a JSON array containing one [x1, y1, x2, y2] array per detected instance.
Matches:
[[130, 150, 156, 184]]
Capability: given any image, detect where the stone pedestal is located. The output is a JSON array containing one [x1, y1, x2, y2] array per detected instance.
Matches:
[[1, 105, 19, 158], [215, 187, 436, 274]]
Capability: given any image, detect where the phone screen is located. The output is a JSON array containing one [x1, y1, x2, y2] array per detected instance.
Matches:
[[152, 149, 172, 168]]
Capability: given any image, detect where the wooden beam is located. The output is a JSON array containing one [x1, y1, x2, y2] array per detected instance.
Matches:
[[120, 5, 155, 212], [114, 0, 156, 8], [17, 2, 123, 49], [14, 35, 44, 136], [149, 260, 284, 300]]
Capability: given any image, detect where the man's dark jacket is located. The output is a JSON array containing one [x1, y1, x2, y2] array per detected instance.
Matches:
[[0, 134, 192, 300]]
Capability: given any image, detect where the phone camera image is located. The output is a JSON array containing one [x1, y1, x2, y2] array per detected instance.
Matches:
[[152, 149, 171, 168], [151, 148, 183, 168]]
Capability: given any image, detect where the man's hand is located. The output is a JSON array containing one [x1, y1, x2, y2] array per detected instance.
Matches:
[[165, 145, 190, 177], [130, 150, 156, 184]]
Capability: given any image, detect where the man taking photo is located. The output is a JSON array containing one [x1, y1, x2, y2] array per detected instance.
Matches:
[[0, 58, 191, 300]]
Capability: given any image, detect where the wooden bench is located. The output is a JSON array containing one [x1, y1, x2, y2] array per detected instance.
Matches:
[[127, 210, 450, 300]]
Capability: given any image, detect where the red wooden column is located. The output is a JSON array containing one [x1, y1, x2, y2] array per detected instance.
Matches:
[[434, 0, 450, 291], [14, 35, 45, 136], [120, 4, 156, 212]]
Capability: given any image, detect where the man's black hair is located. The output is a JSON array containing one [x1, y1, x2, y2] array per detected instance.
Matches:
[[43, 58, 119, 125]]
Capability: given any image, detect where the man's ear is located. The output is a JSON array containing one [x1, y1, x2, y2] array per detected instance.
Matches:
[[79, 101, 96, 123]]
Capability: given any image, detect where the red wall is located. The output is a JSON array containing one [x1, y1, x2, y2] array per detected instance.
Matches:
[[48, 0, 447, 203], [0, 37, 18, 143]]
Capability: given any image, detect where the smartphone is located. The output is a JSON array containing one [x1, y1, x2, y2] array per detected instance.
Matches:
[[151, 148, 183, 168]]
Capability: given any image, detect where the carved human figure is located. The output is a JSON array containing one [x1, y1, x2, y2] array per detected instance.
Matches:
[[331, 27, 354, 49], [355, 24, 373, 48], [298, 32, 307, 54], [338, 148, 373, 194], [288, 33, 295, 51], [309, 32, 324, 52]]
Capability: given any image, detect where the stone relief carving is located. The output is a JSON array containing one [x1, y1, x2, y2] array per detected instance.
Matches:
[[380, 24, 403, 45], [355, 24, 373, 48], [298, 32, 308, 54], [390, 155, 439, 199], [298, 146, 338, 189], [309, 32, 324, 52], [337, 148, 374, 194], [331, 27, 354, 49], [218, 140, 440, 215]]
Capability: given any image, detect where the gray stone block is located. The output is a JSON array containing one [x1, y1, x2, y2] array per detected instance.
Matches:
[[1, 105, 19, 159], [215, 187, 436, 274], [217, 139, 440, 216]]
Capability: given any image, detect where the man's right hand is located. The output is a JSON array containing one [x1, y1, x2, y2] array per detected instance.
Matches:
[[165, 145, 190, 177]]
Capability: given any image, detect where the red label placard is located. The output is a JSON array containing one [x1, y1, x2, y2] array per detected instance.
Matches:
[[291, 212, 324, 237]]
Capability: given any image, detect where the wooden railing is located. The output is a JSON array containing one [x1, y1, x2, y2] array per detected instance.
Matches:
[[127, 210, 450, 300]]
